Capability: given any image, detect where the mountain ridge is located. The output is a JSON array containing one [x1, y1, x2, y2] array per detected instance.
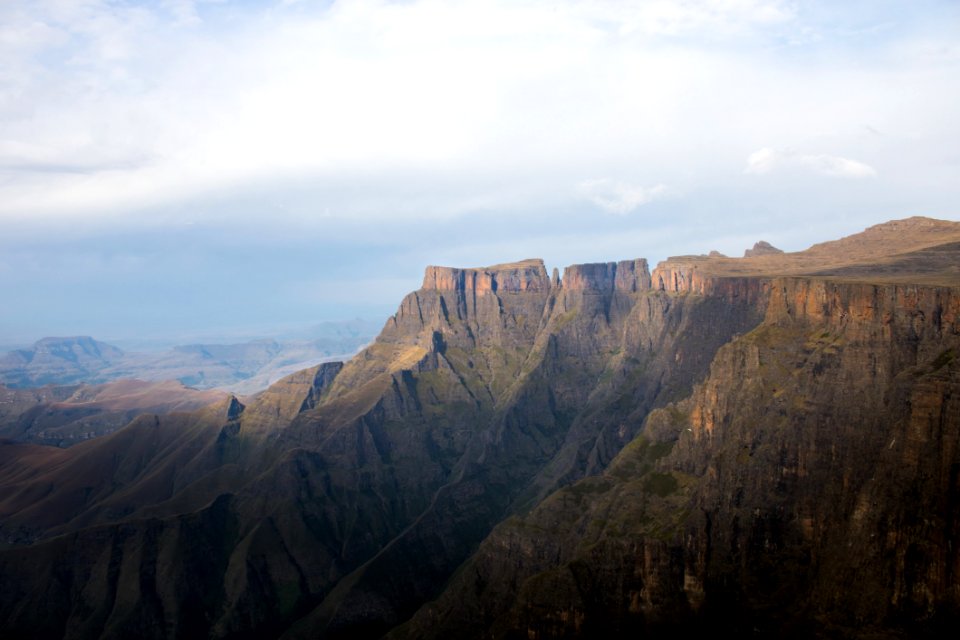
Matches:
[[0, 326, 375, 393], [0, 216, 958, 639], [655, 215, 960, 286], [0, 379, 228, 447]]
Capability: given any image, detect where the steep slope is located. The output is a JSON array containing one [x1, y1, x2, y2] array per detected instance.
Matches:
[[393, 236, 960, 639], [0, 380, 227, 446], [1, 217, 958, 640], [273, 259, 763, 640], [0, 258, 760, 640], [0, 396, 248, 545]]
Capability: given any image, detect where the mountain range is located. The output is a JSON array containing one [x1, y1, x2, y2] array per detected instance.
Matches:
[[0, 319, 378, 394], [0, 216, 958, 639]]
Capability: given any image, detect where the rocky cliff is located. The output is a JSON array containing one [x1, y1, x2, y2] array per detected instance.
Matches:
[[390, 228, 960, 639], [0, 217, 958, 640], [0, 255, 760, 639]]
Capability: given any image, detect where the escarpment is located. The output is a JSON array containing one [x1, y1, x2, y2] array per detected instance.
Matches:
[[272, 257, 764, 639], [392, 264, 960, 639], [0, 253, 762, 640], [2, 217, 959, 640]]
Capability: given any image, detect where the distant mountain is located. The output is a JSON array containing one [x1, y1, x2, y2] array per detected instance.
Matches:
[[0, 217, 958, 639], [0, 322, 377, 393], [0, 380, 227, 447], [0, 336, 124, 387]]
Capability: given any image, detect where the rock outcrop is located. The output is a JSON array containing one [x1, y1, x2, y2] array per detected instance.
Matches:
[[744, 240, 784, 257], [421, 259, 551, 294], [560, 259, 652, 292]]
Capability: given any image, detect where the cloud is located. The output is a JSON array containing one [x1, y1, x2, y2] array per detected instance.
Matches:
[[161, 0, 202, 27], [745, 148, 877, 178], [0, 0, 956, 225], [578, 179, 670, 215], [0, 0, 810, 222], [594, 0, 797, 37]]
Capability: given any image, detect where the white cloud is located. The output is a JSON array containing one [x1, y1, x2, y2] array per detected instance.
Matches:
[[161, 0, 202, 27], [745, 147, 877, 178], [578, 179, 670, 215], [589, 0, 797, 37], [0, 0, 956, 224]]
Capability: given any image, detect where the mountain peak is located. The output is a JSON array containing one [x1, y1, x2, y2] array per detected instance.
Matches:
[[743, 240, 783, 257], [422, 259, 550, 293], [561, 259, 652, 292], [32, 336, 123, 356]]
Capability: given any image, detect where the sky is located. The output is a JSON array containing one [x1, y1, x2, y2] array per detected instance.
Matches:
[[1, 0, 959, 347]]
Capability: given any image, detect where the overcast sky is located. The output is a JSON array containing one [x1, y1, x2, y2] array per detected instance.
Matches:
[[1, 0, 959, 346]]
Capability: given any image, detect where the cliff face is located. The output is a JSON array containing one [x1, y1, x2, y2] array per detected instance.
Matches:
[[0, 257, 761, 640], [1, 218, 959, 640], [668, 278, 960, 632], [421, 259, 551, 294], [268, 257, 762, 639], [559, 259, 652, 292], [393, 274, 960, 639], [650, 259, 770, 305]]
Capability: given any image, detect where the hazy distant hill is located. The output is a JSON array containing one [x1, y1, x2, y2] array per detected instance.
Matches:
[[0, 320, 377, 393], [0, 336, 125, 387]]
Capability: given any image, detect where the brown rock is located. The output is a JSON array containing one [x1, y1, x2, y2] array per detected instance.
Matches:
[[559, 259, 652, 292], [421, 259, 550, 294], [614, 259, 652, 292], [744, 240, 784, 257]]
